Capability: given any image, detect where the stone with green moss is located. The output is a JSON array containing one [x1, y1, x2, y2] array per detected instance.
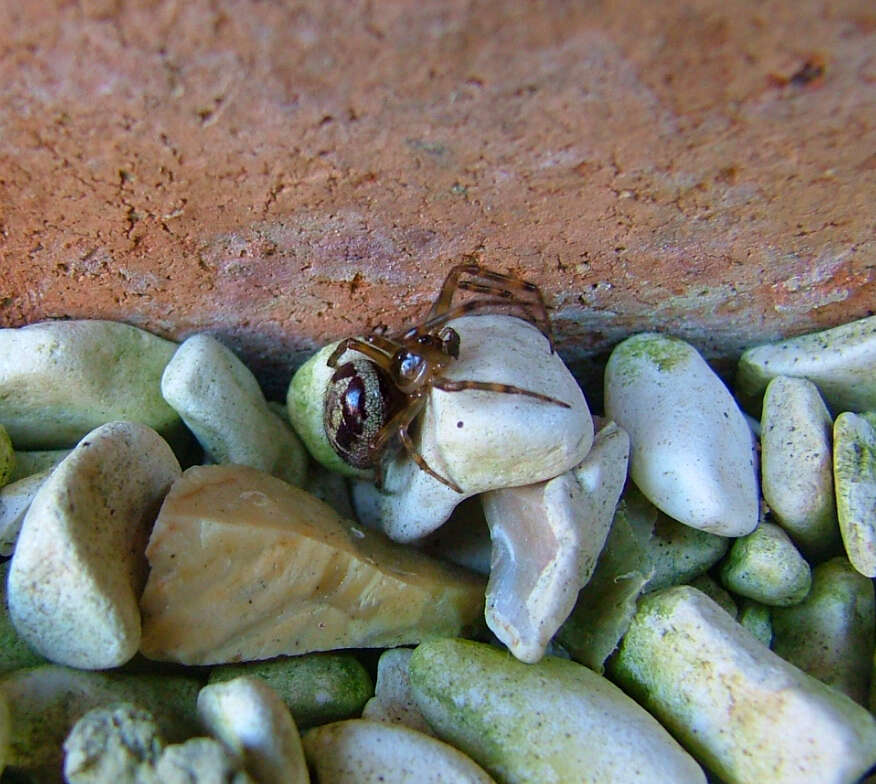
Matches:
[[720, 521, 811, 606], [0, 561, 47, 672], [0, 426, 13, 488], [9, 449, 70, 482], [605, 332, 759, 537], [772, 557, 875, 705], [409, 637, 706, 784], [760, 375, 839, 559], [0, 320, 186, 451], [610, 585, 876, 784], [833, 411, 876, 577], [688, 574, 737, 618], [738, 599, 773, 648], [736, 315, 876, 415], [208, 652, 373, 729]]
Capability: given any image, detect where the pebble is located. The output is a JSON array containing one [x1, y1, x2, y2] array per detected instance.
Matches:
[[480, 419, 629, 663], [833, 411, 876, 576], [0, 665, 200, 782], [0, 319, 184, 450], [0, 425, 13, 487], [63, 703, 164, 784], [208, 653, 373, 730], [738, 599, 773, 648], [303, 718, 495, 783], [161, 333, 307, 487], [0, 561, 46, 673], [198, 676, 309, 784], [139, 465, 485, 664], [361, 648, 433, 735], [154, 737, 254, 784], [9, 448, 70, 482], [556, 498, 651, 671], [760, 375, 839, 558], [772, 557, 875, 705], [8, 422, 181, 669], [604, 332, 759, 536], [350, 315, 593, 542], [688, 574, 738, 618], [611, 585, 876, 784], [409, 637, 706, 784], [719, 521, 812, 606], [0, 470, 49, 556], [736, 315, 876, 415]]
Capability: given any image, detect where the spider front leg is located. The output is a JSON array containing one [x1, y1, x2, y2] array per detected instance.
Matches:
[[327, 336, 394, 368], [432, 377, 571, 408]]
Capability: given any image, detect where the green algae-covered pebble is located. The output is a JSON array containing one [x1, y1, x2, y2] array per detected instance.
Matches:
[[208, 652, 373, 729], [0, 320, 184, 450], [409, 638, 706, 784], [0, 426, 13, 488], [833, 411, 876, 577], [738, 599, 773, 648], [688, 574, 738, 618], [720, 521, 812, 606], [9, 449, 69, 482], [0, 561, 46, 672], [611, 586, 876, 784], [0, 665, 200, 782], [772, 557, 875, 705]]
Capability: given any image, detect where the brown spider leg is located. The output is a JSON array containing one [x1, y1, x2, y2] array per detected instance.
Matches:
[[327, 337, 394, 368], [432, 377, 571, 408], [425, 263, 556, 350], [362, 332, 403, 355], [365, 395, 463, 493]]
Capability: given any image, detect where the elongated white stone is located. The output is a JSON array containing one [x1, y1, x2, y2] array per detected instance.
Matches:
[[834, 412, 876, 577], [198, 677, 309, 784], [409, 638, 706, 784], [352, 315, 592, 542], [611, 586, 876, 784], [737, 315, 876, 415], [0, 470, 49, 556], [162, 334, 307, 487], [605, 332, 758, 536], [481, 419, 629, 662], [8, 422, 181, 669], [761, 376, 839, 558]]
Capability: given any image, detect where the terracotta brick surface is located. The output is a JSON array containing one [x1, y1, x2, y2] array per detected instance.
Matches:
[[1, 0, 873, 397]]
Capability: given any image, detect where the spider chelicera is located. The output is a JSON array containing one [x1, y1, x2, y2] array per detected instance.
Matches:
[[322, 261, 571, 493]]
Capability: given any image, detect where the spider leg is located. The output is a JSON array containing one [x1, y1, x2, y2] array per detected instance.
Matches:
[[398, 426, 463, 493], [327, 337, 395, 369], [432, 377, 571, 408], [425, 262, 556, 351]]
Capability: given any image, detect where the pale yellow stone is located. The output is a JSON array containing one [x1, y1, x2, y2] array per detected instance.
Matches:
[[140, 465, 485, 665]]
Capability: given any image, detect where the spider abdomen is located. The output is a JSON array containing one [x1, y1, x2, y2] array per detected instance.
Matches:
[[324, 358, 405, 468]]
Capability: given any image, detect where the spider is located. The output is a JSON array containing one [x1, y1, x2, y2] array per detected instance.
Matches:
[[323, 261, 571, 493]]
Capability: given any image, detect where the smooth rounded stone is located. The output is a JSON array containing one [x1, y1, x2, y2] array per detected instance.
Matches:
[[610, 586, 876, 784], [409, 638, 706, 784], [736, 315, 876, 415], [480, 419, 629, 663], [761, 376, 839, 559], [688, 574, 737, 618], [140, 465, 485, 665], [155, 737, 254, 784], [0, 561, 46, 673], [361, 648, 433, 735], [605, 332, 759, 536], [556, 498, 652, 672], [209, 653, 373, 730], [198, 676, 309, 784], [162, 333, 307, 487], [772, 557, 875, 705], [833, 411, 876, 577], [0, 319, 184, 450], [0, 470, 49, 556], [0, 665, 200, 782], [9, 448, 70, 482], [719, 521, 812, 607], [0, 425, 13, 487], [303, 719, 496, 784], [352, 315, 593, 542], [738, 599, 773, 648], [63, 703, 165, 784], [8, 422, 181, 669]]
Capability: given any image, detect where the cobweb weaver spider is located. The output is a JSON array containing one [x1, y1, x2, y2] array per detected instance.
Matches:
[[323, 262, 571, 493]]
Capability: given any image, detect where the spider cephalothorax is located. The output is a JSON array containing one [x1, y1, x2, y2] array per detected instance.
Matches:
[[323, 262, 570, 492]]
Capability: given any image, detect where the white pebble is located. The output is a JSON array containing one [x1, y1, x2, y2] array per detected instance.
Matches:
[[605, 332, 758, 536], [0, 470, 49, 556], [834, 412, 876, 577], [8, 422, 181, 669], [361, 648, 434, 736]]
